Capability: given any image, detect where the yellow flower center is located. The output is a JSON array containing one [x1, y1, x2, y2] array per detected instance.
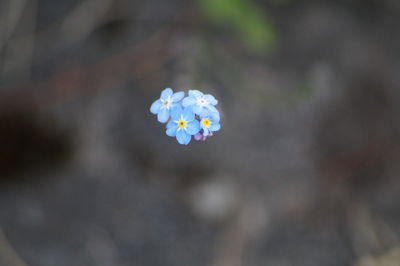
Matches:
[[201, 118, 211, 127], [178, 119, 187, 128]]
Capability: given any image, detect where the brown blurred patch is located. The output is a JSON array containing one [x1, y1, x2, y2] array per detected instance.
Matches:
[[0, 98, 73, 182], [315, 74, 400, 190]]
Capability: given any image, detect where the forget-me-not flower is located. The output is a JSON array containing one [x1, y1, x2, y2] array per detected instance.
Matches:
[[193, 111, 221, 141], [150, 88, 184, 123], [199, 113, 221, 137], [166, 106, 200, 145], [182, 90, 219, 117], [150, 88, 221, 145]]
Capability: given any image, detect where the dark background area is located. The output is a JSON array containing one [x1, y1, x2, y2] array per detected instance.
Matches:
[[1, 0, 400, 265]]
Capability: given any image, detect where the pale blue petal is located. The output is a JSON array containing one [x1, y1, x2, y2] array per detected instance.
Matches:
[[210, 111, 220, 122], [183, 107, 195, 121], [166, 125, 177, 137], [204, 94, 218, 105], [182, 96, 196, 107], [188, 90, 203, 98], [170, 102, 181, 110], [171, 91, 184, 102], [185, 105, 194, 113], [206, 105, 218, 113], [167, 120, 176, 129], [184, 133, 191, 144], [160, 88, 173, 99], [199, 108, 211, 119], [150, 100, 162, 114], [192, 105, 203, 115], [186, 120, 200, 135], [203, 126, 209, 136], [209, 123, 221, 132], [170, 105, 182, 120], [176, 130, 191, 145], [157, 108, 169, 123]]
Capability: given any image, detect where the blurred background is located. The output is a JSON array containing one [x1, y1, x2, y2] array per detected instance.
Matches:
[[1, 0, 400, 265]]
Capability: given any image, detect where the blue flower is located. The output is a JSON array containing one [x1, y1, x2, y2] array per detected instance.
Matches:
[[166, 106, 200, 145], [182, 90, 219, 118], [150, 88, 184, 123], [151, 88, 221, 145], [199, 113, 221, 137]]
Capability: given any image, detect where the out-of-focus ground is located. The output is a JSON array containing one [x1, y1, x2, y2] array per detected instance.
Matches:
[[1, 0, 400, 265]]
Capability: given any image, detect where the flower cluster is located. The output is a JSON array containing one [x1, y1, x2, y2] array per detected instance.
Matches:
[[150, 88, 221, 145]]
